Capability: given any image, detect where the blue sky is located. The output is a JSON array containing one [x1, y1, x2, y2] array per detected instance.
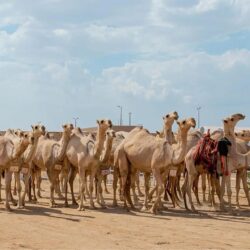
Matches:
[[0, 0, 250, 131]]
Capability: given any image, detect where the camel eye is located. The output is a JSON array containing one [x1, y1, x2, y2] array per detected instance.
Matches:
[[182, 120, 186, 124], [35, 126, 38, 129], [231, 118, 234, 122], [166, 114, 169, 118]]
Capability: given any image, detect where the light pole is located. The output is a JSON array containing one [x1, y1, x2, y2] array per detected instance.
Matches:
[[196, 106, 201, 128], [128, 112, 132, 126], [73, 117, 79, 127], [117, 105, 123, 126]]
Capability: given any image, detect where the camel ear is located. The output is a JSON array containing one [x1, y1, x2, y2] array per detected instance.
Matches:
[[177, 121, 180, 126], [62, 124, 67, 129], [31, 125, 34, 130], [162, 116, 164, 120], [223, 120, 228, 124], [156, 131, 160, 135], [96, 120, 99, 125]]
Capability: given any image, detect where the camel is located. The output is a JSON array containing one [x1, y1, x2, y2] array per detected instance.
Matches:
[[30, 124, 73, 207], [14, 126, 45, 208], [129, 111, 180, 207], [234, 130, 250, 207], [96, 129, 116, 204], [0, 128, 35, 210], [66, 119, 112, 210], [184, 113, 249, 212], [114, 117, 196, 213]]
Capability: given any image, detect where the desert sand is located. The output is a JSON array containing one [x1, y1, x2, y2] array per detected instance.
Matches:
[[0, 173, 249, 250]]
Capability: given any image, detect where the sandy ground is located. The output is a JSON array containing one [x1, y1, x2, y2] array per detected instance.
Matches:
[[0, 173, 250, 250]]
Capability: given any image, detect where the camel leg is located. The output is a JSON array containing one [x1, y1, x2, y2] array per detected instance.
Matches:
[[187, 173, 197, 212], [220, 175, 227, 211], [136, 171, 144, 197], [193, 174, 202, 206], [0, 171, 2, 202], [241, 169, 250, 206], [47, 169, 57, 207], [5, 170, 12, 211], [103, 175, 110, 194], [88, 170, 96, 209], [55, 173, 64, 199], [235, 170, 241, 208], [62, 162, 69, 207], [36, 168, 42, 198], [201, 173, 206, 202], [148, 186, 157, 202], [21, 171, 30, 207], [69, 166, 78, 205], [141, 173, 150, 211], [150, 169, 164, 214], [131, 169, 139, 206], [176, 173, 183, 200], [225, 174, 232, 211], [182, 173, 189, 210], [14, 172, 23, 209], [96, 172, 106, 207], [13, 175, 17, 196], [113, 167, 119, 206], [78, 167, 86, 211], [207, 173, 212, 204], [31, 170, 37, 202]]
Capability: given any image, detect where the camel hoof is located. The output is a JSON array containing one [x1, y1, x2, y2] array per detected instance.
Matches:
[[13, 191, 17, 196], [112, 201, 118, 207], [138, 192, 144, 197], [50, 203, 57, 208], [78, 206, 85, 211], [12, 201, 17, 206], [90, 205, 97, 210], [64, 202, 69, 208], [105, 190, 110, 194], [72, 201, 78, 206], [6, 205, 12, 212], [57, 194, 65, 200], [141, 206, 148, 212]]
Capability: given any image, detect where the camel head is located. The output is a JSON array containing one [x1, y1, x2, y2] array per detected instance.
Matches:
[[106, 129, 116, 139], [14, 129, 24, 137], [177, 117, 196, 134], [62, 123, 74, 136], [235, 130, 250, 142], [23, 132, 35, 146], [163, 111, 179, 128], [96, 119, 113, 132], [31, 124, 46, 137], [223, 113, 245, 135]]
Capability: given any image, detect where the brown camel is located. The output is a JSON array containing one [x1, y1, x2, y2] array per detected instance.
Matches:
[[30, 124, 73, 207], [114, 117, 196, 213], [66, 119, 112, 210], [234, 130, 250, 207], [184, 113, 248, 212], [0, 127, 37, 210]]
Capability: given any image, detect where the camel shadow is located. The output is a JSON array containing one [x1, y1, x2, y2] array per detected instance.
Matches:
[[0, 203, 95, 222]]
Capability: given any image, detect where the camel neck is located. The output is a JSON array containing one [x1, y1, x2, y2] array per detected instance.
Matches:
[[94, 128, 106, 159], [56, 132, 71, 162], [101, 138, 113, 164], [171, 129, 188, 165], [163, 126, 173, 144], [23, 137, 39, 164]]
